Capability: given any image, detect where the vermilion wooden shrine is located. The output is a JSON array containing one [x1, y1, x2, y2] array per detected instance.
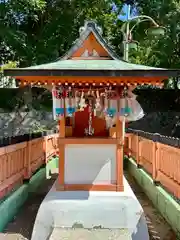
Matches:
[[4, 21, 172, 193]]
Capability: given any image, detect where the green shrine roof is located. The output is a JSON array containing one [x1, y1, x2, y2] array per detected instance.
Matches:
[[24, 59, 162, 71]]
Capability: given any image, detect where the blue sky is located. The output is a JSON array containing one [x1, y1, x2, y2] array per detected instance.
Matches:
[[113, 3, 138, 21]]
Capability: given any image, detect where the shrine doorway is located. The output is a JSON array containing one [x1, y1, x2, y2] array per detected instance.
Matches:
[[73, 106, 108, 137]]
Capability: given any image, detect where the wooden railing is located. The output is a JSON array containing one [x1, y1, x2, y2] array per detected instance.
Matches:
[[0, 133, 59, 200], [125, 130, 180, 199]]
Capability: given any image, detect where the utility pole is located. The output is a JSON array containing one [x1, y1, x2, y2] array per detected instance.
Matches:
[[121, 4, 164, 62]]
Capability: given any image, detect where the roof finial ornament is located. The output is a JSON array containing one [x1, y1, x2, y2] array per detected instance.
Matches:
[[79, 20, 103, 36]]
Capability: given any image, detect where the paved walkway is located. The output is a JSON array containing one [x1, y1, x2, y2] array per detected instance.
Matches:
[[0, 173, 176, 240]]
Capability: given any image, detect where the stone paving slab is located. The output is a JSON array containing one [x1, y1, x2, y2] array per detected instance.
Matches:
[[0, 233, 27, 240], [49, 228, 132, 240]]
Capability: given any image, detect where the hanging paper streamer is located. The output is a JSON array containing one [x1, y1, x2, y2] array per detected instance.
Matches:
[[79, 91, 87, 111], [119, 98, 132, 117], [126, 98, 144, 121], [104, 90, 108, 116], [75, 90, 81, 111], [94, 90, 102, 117], [65, 87, 76, 117], [104, 89, 118, 118], [52, 86, 64, 120], [119, 90, 144, 122], [85, 95, 95, 136], [103, 89, 117, 128]]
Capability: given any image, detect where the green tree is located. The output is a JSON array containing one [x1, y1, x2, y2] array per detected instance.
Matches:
[[0, 0, 123, 66], [133, 0, 180, 69], [0, 0, 46, 64]]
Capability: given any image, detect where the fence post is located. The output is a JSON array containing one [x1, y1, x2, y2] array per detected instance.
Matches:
[[152, 141, 156, 180], [136, 135, 141, 167], [127, 134, 131, 157], [152, 134, 160, 183], [43, 136, 47, 164], [54, 134, 59, 155], [154, 141, 160, 184], [24, 140, 31, 179]]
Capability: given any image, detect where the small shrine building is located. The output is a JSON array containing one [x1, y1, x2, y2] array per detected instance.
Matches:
[[4, 21, 178, 193]]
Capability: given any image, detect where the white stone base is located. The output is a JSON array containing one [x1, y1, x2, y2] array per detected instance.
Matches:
[[31, 177, 149, 240]]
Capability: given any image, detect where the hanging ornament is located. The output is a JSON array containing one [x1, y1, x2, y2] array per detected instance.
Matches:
[[79, 91, 87, 111], [103, 89, 117, 128], [84, 89, 95, 136], [126, 97, 144, 121], [75, 90, 81, 111], [104, 88, 118, 118], [87, 89, 96, 109], [94, 90, 102, 117], [119, 87, 144, 122], [119, 98, 132, 117], [104, 89, 109, 116], [52, 86, 64, 120], [65, 87, 76, 117], [84, 100, 94, 136]]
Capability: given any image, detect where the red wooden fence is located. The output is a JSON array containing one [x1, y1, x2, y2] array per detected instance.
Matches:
[[125, 133, 180, 199], [0, 134, 59, 200], [2, 131, 179, 200]]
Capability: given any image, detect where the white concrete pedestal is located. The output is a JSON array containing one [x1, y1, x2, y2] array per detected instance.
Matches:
[[31, 177, 149, 240]]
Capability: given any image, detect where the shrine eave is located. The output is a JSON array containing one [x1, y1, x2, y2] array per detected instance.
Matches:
[[4, 68, 180, 78]]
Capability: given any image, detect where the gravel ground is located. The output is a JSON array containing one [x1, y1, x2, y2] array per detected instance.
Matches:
[[0, 173, 177, 240]]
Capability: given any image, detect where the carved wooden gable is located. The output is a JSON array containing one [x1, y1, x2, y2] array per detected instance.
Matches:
[[71, 33, 110, 59], [61, 21, 118, 60]]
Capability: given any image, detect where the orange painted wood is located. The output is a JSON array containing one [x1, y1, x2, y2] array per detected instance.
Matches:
[[25, 141, 31, 179], [139, 137, 154, 174], [156, 171, 180, 198], [156, 143, 180, 185], [65, 126, 73, 137], [109, 127, 116, 138], [0, 169, 25, 193], [44, 134, 47, 163], [0, 142, 27, 198], [0, 134, 58, 200], [58, 144, 65, 188], [29, 138, 44, 174], [71, 57, 110, 60], [45, 134, 59, 161], [5, 142, 27, 154], [152, 141, 157, 180], [126, 134, 139, 161], [18, 76, 166, 85], [116, 119, 122, 140], [59, 138, 117, 145], [115, 119, 124, 191], [71, 33, 110, 58], [58, 118, 65, 187], [56, 183, 118, 191], [59, 117, 65, 138], [116, 144, 124, 192], [124, 134, 131, 155], [126, 133, 180, 199]]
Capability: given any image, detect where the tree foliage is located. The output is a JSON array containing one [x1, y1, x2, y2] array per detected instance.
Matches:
[[0, 0, 123, 66], [132, 0, 180, 69], [1, 0, 180, 89]]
